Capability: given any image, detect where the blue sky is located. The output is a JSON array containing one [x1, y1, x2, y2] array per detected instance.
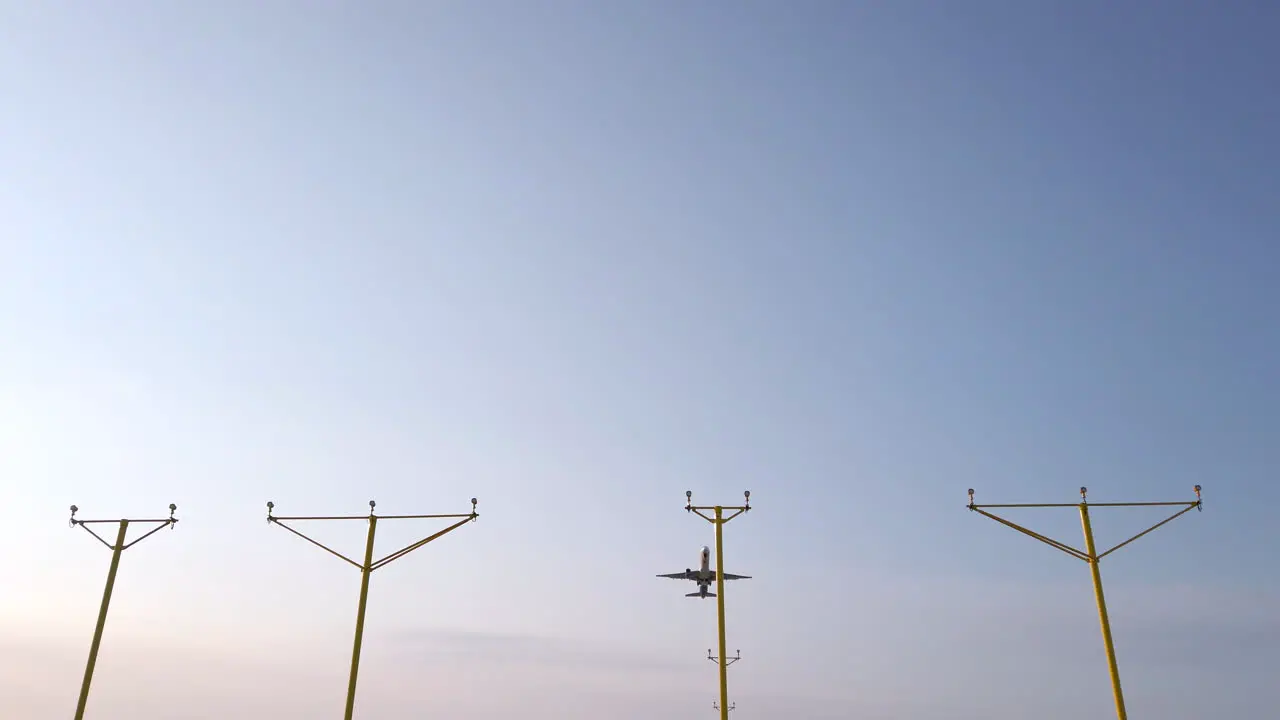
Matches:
[[2, 1, 1277, 718]]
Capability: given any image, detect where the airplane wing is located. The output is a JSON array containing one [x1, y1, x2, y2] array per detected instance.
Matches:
[[656, 571, 695, 580], [719, 573, 751, 580]]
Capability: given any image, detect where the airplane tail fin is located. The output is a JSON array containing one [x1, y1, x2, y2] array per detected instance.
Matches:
[[686, 591, 715, 598]]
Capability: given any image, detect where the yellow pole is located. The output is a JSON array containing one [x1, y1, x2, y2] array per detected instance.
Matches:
[[713, 506, 729, 720], [74, 519, 128, 720], [1080, 503, 1127, 720], [268, 499, 477, 718], [344, 515, 378, 720]]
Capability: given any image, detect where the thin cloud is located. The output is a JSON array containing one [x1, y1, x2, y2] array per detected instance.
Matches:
[[1116, 615, 1280, 667], [378, 626, 686, 674]]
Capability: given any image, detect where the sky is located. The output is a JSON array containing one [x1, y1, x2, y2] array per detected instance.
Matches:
[[2, 1, 1278, 718]]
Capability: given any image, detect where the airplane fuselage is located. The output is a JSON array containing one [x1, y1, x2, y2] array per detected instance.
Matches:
[[691, 546, 713, 595]]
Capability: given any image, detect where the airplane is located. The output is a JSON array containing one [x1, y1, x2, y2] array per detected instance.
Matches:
[[656, 545, 751, 598]]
